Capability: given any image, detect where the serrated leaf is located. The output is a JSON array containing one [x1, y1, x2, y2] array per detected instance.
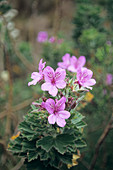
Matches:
[[22, 140, 36, 152], [75, 139, 87, 148], [71, 111, 85, 124], [59, 153, 72, 164], [76, 121, 87, 128], [36, 134, 75, 154], [54, 134, 75, 154], [19, 121, 34, 134], [9, 144, 22, 153], [28, 150, 39, 162], [36, 136, 53, 152]]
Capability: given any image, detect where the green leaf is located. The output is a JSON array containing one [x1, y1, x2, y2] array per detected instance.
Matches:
[[22, 140, 36, 152], [54, 134, 75, 154], [71, 111, 85, 124], [28, 150, 40, 162], [36, 134, 75, 154], [36, 136, 53, 152], [76, 121, 87, 128], [75, 139, 87, 148], [19, 121, 34, 134]]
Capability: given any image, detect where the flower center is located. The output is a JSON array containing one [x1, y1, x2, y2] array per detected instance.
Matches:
[[51, 78, 56, 85]]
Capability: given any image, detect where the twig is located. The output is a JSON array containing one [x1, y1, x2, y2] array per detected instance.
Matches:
[[1, 15, 36, 72], [12, 41, 36, 71], [0, 98, 34, 119], [89, 115, 113, 170], [11, 159, 25, 170], [5, 50, 13, 136], [53, 0, 64, 35], [12, 98, 34, 112]]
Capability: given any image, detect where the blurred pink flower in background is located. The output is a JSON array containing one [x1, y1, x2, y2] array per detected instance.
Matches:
[[41, 66, 66, 97], [106, 41, 112, 46], [28, 59, 46, 86], [45, 97, 70, 127], [37, 31, 48, 43], [49, 36, 56, 43], [106, 73, 112, 85], [57, 39, 64, 44], [76, 68, 96, 90]]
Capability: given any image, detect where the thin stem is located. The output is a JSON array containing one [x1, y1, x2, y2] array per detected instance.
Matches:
[[89, 115, 113, 170]]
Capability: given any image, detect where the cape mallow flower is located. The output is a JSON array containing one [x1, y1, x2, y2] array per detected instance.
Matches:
[[58, 53, 86, 72], [41, 66, 66, 97], [45, 97, 70, 127], [76, 68, 96, 90], [68, 56, 86, 72], [106, 73, 112, 85], [37, 31, 48, 43], [28, 59, 46, 86]]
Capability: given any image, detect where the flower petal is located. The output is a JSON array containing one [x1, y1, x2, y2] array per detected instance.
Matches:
[[56, 117, 66, 127], [38, 59, 46, 73], [55, 68, 66, 81], [31, 72, 41, 79], [83, 79, 96, 88], [43, 66, 55, 82], [68, 65, 77, 72], [45, 99, 55, 114], [28, 79, 40, 86], [58, 110, 70, 119], [77, 68, 93, 84], [48, 114, 56, 124], [49, 85, 58, 97], [58, 53, 71, 69], [56, 80, 66, 89], [56, 97, 66, 111], [41, 82, 52, 91], [77, 56, 86, 68]]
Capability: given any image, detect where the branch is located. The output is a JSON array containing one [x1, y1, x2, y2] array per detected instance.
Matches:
[[0, 98, 34, 119], [89, 115, 113, 170], [11, 159, 25, 170]]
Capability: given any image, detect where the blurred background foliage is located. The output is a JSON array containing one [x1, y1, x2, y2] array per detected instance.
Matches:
[[0, 0, 113, 170]]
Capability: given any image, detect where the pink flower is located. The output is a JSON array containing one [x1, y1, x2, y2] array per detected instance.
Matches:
[[37, 31, 48, 43], [45, 97, 70, 127], [58, 53, 86, 72], [28, 59, 46, 86], [68, 56, 86, 72], [58, 53, 71, 70], [41, 66, 66, 97], [106, 73, 112, 85], [57, 39, 64, 44], [76, 68, 96, 90], [49, 36, 56, 43]]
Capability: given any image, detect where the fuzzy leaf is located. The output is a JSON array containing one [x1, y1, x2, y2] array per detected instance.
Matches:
[[76, 121, 87, 128], [75, 139, 87, 148], [36, 136, 53, 152], [71, 111, 85, 125]]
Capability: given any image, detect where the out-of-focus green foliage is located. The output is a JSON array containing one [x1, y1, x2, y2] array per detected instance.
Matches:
[[0, 0, 11, 14], [72, 0, 113, 169], [73, 3, 105, 41], [79, 28, 107, 57], [42, 40, 73, 69], [73, 1, 107, 58]]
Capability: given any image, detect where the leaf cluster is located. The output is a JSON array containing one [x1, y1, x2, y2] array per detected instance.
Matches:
[[8, 104, 86, 170]]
